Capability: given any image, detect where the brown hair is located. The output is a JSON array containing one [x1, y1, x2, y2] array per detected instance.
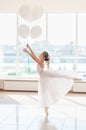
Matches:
[[42, 51, 50, 68]]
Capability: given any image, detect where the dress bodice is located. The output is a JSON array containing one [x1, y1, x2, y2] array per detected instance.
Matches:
[[37, 64, 43, 74]]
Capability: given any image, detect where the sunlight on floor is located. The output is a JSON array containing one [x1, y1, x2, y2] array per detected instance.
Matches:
[[0, 91, 86, 130]]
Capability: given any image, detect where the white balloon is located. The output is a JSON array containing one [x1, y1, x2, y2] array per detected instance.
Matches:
[[19, 5, 31, 21], [32, 6, 44, 21], [31, 26, 42, 38], [18, 24, 29, 39]]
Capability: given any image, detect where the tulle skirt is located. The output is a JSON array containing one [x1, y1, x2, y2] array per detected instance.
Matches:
[[38, 70, 73, 107]]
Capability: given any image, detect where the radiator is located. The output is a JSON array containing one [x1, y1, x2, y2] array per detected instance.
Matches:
[[4, 80, 38, 91], [73, 80, 86, 92]]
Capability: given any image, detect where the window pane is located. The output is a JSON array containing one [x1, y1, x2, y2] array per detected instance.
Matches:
[[78, 14, 86, 77], [47, 13, 76, 71], [18, 14, 46, 77], [0, 14, 17, 77]]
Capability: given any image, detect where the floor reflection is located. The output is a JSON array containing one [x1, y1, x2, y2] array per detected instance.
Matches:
[[0, 92, 86, 130], [39, 116, 58, 130]]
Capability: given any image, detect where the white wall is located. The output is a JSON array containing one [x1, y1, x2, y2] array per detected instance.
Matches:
[[0, 0, 86, 13]]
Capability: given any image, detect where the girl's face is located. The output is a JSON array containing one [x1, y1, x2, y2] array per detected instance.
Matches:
[[39, 53, 44, 61]]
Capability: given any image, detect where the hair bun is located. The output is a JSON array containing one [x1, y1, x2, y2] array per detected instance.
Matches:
[[44, 56, 50, 61]]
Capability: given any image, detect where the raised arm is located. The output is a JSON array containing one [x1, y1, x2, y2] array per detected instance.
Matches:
[[26, 44, 35, 56], [23, 48, 44, 68]]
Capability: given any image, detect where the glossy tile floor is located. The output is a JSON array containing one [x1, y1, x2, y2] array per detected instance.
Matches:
[[0, 91, 86, 130]]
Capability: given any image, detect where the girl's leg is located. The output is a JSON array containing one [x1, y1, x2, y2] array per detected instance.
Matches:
[[44, 106, 49, 115]]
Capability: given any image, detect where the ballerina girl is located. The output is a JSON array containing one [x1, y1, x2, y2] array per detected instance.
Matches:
[[23, 44, 80, 116]]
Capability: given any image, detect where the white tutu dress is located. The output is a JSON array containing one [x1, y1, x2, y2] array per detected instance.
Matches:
[[37, 64, 74, 107]]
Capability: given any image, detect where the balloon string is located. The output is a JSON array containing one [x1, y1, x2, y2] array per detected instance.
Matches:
[[28, 57, 30, 73], [27, 54, 30, 73]]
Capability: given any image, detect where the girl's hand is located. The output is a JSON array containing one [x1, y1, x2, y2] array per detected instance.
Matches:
[[23, 48, 28, 53], [26, 43, 30, 48]]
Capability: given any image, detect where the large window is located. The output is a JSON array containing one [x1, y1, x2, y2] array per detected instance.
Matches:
[[18, 13, 46, 77], [0, 13, 17, 77], [47, 13, 76, 71], [78, 14, 86, 74], [0, 13, 86, 78]]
